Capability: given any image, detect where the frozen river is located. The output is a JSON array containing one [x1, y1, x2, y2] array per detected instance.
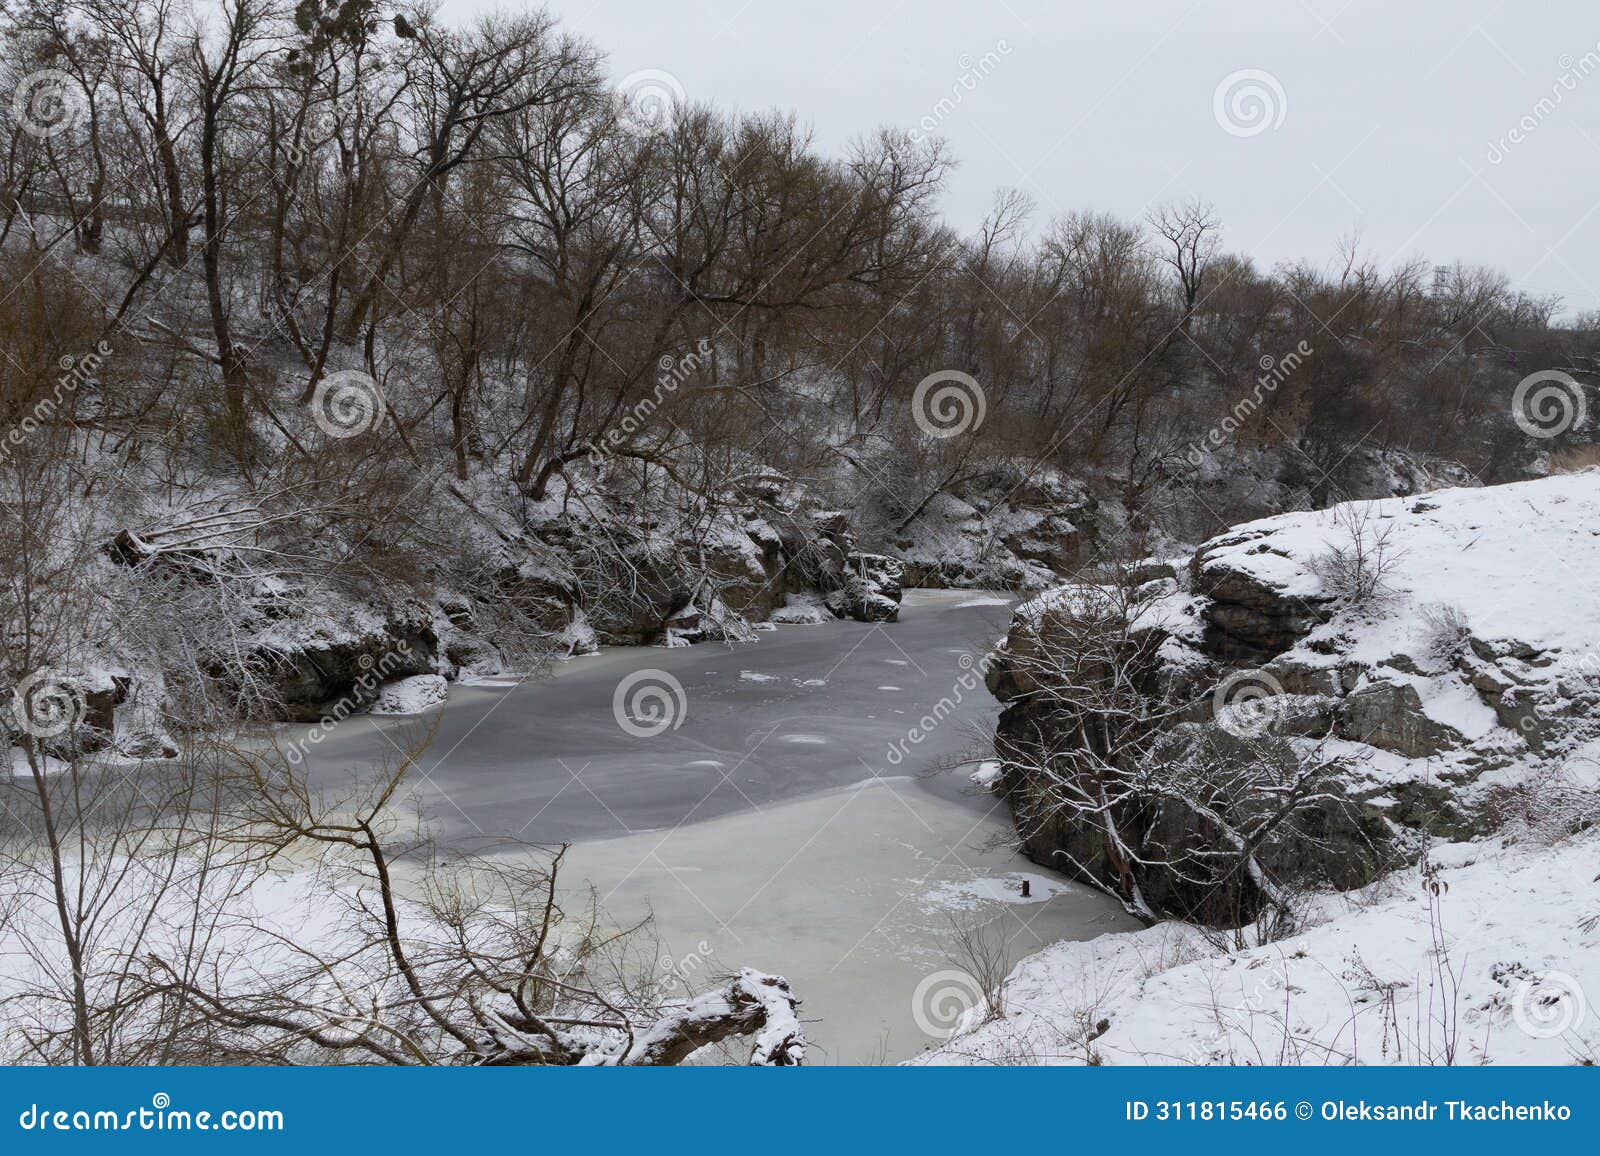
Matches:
[[301, 589, 1027, 841], [294, 590, 1138, 1062]]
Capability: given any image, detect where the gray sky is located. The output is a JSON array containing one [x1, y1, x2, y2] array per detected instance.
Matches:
[[445, 0, 1600, 317]]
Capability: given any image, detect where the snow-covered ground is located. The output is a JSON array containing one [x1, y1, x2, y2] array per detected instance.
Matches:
[[920, 829, 1597, 1066]]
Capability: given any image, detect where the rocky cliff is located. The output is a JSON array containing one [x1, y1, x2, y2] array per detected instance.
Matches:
[[9, 470, 903, 755], [985, 470, 1600, 921], [879, 446, 1477, 593]]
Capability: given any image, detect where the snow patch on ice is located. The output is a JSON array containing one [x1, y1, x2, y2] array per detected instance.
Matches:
[[923, 873, 1071, 910]]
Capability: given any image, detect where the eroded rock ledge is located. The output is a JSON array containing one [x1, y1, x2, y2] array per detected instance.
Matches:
[[21, 473, 904, 753], [985, 471, 1600, 921]]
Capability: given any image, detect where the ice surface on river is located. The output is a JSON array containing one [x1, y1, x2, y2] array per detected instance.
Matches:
[[281, 591, 1139, 1062]]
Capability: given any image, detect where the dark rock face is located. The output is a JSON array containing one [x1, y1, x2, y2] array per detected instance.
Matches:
[[517, 489, 860, 647], [985, 470, 1600, 927], [986, 600, 1397, 924], [889, 469, 1095, 591], [986, 509, 1503, 924], [1191, 535, 1336, 661], [24, 672, 131, 757], [66, 474, 894, 742], [1001, 513, 1083, 576], [252, 607, 440, 722], [1000, 728, 1386, 923], [82, 676, 128, 735], [1339, 679, 1464, 758]]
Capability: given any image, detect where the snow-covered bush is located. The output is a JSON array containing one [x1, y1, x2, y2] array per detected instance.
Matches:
[[1417, 601, 1472, 662], [1307, 502, 1402, 606]]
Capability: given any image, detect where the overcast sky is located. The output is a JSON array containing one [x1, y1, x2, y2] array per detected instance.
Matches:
[[444, 0, 1600, 317]]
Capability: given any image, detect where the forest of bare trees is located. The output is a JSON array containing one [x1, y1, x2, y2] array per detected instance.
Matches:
[[4, 1, 1597, 537]]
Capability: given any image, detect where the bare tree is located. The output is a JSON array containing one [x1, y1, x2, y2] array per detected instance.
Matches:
[[1147, 196, 1220, 337], [992, 566, 1368, 927]]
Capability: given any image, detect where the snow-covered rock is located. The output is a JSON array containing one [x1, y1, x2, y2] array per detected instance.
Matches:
[[988, 470, 1600, 917], [769, 594, 833, 625], [369, 674, 449, 715], [826, 552, 904, 623], [969, 759, 1004, 791], [885, 467, 1090, 591]]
